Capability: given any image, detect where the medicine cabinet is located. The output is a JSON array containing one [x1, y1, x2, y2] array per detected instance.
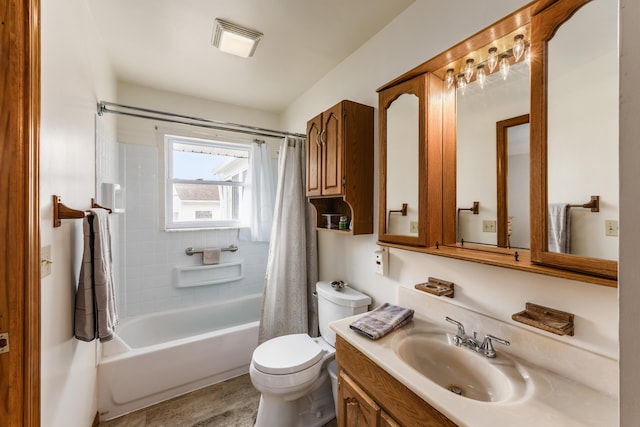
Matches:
[[377, 0, 618, 286]]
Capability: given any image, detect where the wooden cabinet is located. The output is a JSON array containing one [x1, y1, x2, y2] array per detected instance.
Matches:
[[336, 336, 458, 427], [338, 370, 400, 427], [306, 100, 374, 235]]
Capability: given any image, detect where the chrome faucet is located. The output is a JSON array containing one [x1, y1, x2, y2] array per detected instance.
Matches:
[[445, 317, 510, 358]]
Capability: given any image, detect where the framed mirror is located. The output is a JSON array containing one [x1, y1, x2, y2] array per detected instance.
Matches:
[[530, 0, 618, 279], [378, 73, 444, 247]]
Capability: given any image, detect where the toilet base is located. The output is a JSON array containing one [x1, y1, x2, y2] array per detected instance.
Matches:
[[254, 376, 336, 427]]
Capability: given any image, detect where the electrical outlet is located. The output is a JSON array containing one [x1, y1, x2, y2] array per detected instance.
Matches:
[[409, 221, 419, 233], [605, 220, 618, 237], [41, 245, 52, 278], [482, 220, 497, 233]]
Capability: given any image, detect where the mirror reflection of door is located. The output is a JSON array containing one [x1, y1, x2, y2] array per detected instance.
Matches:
[[497, 115, 529, 249]]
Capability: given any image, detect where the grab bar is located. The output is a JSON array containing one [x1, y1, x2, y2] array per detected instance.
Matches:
[[185, 245, 238, 256]]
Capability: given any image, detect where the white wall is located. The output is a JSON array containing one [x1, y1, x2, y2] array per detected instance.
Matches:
[[40, 0, 117, 425], [282, 0, 619, 363]]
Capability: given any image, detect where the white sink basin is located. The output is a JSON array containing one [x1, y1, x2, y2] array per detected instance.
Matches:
[[393, 331, 530, 402]]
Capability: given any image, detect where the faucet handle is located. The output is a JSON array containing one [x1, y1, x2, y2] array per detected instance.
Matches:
[[481, 334, 510, 358], [445, 317, 466, 337]]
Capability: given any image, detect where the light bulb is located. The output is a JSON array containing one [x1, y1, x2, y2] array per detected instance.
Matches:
[[513, 34, 525, 62], [524, 45, 531, 66], [476, 64, 487, 89], [464, 58, 475, 83], [456, 73, 466, 94], [499, 55, 510, 80], [487, 47, 498, 73], [446, 68, 455, 89]]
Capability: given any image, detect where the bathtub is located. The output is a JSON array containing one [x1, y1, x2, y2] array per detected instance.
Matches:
[[98, 293, 262, 421]]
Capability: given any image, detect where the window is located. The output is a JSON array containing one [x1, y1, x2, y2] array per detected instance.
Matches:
[[165, 134, 250, 229]]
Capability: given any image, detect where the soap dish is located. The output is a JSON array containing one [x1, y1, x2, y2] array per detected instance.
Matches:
[[512, 302, 575, 336], [415, 277, 454, 298]]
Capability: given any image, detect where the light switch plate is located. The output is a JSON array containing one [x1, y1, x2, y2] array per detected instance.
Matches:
[[482, 220, 497, 233], [605, 220, 618, 237], [41, 245, 52, 278]]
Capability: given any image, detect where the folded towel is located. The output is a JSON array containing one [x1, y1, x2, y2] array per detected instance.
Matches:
[[349, 303, 414, 340], [203, 248, 221, 265]]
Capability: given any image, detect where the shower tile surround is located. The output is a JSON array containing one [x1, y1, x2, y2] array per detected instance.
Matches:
[[120, 143, 268, 316]]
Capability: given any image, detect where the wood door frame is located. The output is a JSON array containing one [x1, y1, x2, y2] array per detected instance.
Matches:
[[1, 0, 41, 425]]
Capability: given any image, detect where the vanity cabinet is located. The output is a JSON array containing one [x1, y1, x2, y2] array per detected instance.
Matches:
[[306, 100, 374, 235], [336, 336, 458, 427]]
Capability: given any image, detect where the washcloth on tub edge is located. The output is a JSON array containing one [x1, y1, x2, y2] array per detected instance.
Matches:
[[349, 302, 414, 340]]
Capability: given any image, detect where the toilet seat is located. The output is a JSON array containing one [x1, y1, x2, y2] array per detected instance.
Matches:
[[253, 333, 325, 375]]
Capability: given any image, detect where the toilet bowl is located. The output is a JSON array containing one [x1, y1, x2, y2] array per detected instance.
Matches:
[[250, 281, 371, 427]]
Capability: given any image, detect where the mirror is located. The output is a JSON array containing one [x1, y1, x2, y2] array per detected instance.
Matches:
[[456, 63, 530, 247], [386, 93, 419, 236], [531, 0, 618, 278]]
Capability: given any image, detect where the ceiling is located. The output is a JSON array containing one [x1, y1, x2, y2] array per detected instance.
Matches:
[[88, 0, 416, 113]]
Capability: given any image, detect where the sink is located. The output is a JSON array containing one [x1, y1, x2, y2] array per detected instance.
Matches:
[[393, 331, 529, 402]]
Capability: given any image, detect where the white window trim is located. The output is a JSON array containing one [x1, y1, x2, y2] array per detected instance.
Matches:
[[162, 132, 251, 230]]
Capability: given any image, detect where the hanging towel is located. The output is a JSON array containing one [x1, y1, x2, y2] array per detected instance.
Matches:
[[202, 248, 221, 265], [74, 208, 118, 342], [349, 303, 414, 340], [548, 203, 571, 254]]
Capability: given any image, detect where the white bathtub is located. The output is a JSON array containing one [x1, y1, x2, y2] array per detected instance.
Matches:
[[98, 293, 262, 421]]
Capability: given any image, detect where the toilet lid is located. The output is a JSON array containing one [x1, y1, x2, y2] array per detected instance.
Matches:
[[253, 334, 325, 375]]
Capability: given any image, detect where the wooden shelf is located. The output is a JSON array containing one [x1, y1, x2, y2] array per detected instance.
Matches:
[[377, 241, 617, 288]]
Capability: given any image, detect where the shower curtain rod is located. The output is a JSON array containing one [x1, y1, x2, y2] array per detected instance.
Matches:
[[97, 101, 306, 139]]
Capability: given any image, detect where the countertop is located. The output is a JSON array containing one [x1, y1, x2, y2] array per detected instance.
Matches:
[[331, 313, 617, 427]]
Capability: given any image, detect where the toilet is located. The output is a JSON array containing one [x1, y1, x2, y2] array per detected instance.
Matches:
[[250, 281, 371, 427]]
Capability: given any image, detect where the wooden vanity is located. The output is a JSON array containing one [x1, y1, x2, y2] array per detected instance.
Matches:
[[336, 336, 457, 427]]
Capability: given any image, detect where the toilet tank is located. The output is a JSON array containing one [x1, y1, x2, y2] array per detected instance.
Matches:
[[316, 281, 371, 346]]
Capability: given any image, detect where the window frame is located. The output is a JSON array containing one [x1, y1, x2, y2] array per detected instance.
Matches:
[[164, 134, 251, 230]]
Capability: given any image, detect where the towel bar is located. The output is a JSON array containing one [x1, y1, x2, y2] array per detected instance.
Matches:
[[185, 245, 238, 255], [53, 195, 112, 228]]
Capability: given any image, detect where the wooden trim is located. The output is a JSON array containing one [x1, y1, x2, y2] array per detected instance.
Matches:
[[1, 0, 41, 425], [529, 0, 617, 280]]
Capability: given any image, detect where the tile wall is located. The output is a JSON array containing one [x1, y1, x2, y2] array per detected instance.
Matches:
[[119, 143, 268, 317]]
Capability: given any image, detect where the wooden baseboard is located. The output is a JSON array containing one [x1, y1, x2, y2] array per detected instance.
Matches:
[[92, 411, 100, 427]]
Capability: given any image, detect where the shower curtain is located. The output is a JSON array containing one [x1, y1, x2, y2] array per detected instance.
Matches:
[[258, 136, 318, 343], [240, 141, 276, 242]]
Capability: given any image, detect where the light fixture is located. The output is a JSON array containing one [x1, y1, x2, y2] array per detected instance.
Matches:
[[524, 45, 531, 66], [513, 34, 525, 62], [476, 64, 487, 88], [487, 47, 498, 73], [499, 54, 510, 80], [212, 18, 263, 58], [464, 58, 475, 83], [456, 73, 466, 93], [446, 68, 455, 89]]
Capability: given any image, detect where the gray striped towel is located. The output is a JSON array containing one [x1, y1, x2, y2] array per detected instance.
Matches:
[[349, 303, 414, 340]]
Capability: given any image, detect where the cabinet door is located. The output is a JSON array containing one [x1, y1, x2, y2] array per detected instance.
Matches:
[[338, 371, 380, 427], [321, 103, 344, 196], [306, 112, 323, 196]]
